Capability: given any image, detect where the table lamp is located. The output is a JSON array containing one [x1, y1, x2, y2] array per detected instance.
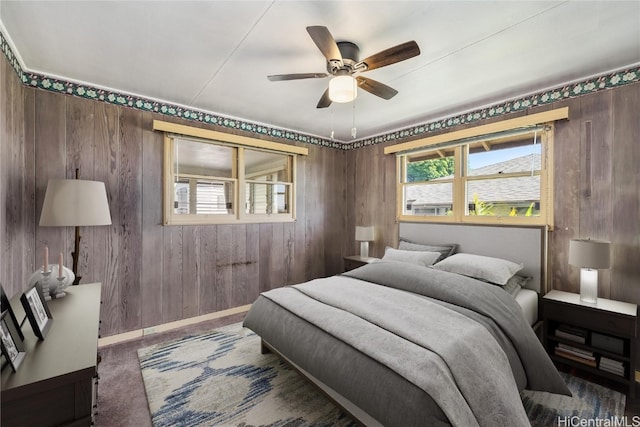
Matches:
[[568, 239, 610, 304], [355, 226, 375, 258], [39, 173, 112, 285]]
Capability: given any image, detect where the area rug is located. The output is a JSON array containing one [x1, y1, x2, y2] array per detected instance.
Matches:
[[138, 323, 625, 427]]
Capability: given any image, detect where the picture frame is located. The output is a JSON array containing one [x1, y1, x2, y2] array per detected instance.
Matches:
[[1, 310, 26, 372], [20, 283, 53, 340], [0, 284, 23, 341]]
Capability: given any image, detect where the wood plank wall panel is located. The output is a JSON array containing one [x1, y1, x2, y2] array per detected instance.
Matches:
[[162, 226, 183, 323], [245, 223, 260, 303], [215, 225, 233, 311], [34, 91, 67, 282], [304, 145, 327, 279], [292, 152, 307, 284], [66, 97, 96, 282], [576, 91, 614, 296], [94, 102, 121, 333], [324, 149, 346, 276], [230, 224, 248, 307], [611, 83, 640, 303], [118, 108, 143, 331], [140, 111, 163, 328], [345, 141, 398, 259], [0, 53, 28, 295], [181, 226, 199, 319], [198, 226, 217, 315], [549, 97, 583, 293]]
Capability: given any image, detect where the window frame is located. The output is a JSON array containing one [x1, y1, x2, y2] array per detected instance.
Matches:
[[390, 111, 564, 227], [155, 120, 307, 225]]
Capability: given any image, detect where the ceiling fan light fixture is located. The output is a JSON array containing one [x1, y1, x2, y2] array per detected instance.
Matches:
[[329, 75, 357, 103]]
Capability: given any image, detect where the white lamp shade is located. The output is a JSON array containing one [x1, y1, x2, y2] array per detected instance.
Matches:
[[329, 75, 357, 103], [39, 179, 112, 226], [568, 239, 610, 269], [355, 226, 375, 242]]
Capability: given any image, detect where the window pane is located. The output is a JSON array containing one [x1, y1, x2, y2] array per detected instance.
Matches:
[[245, 182, 290, 214], [467, 176, 540, 217], [174, 179, 234, 215], [405, 155, 454, 183], [468, 143, 541, 176], [174, 139, 233, 178], [404, 182, 453, 216], [245, 149, 291, 182]]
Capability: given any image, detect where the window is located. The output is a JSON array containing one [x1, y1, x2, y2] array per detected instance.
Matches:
[[387, 108, 568, 226], [155, 120, 307, 225], [244, 149, 292, 215], [397, 126, 553, 225]]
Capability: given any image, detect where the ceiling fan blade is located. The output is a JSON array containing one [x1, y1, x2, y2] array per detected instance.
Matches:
[[356, 76, 398, 100], [356, 40, 420, 72], [306, 26, 343, 65], [268, 73, 328, 81], [316, 88, 332, 108]]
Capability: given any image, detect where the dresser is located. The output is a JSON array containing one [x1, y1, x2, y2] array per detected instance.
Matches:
[[1, 283, 102, 427]]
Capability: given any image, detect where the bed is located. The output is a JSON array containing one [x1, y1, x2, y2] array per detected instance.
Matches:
[[243, 224, 570, 426]]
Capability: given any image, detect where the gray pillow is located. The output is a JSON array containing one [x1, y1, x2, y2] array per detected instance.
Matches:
[[502, 274, 531, 295], [432, 253, 524, 285], [398, 240, 457, 259], [382, 247, 442, 267]]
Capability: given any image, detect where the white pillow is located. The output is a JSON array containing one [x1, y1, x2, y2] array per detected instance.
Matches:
[[432, 253, 524, 285], [382, 247, 441, 267]]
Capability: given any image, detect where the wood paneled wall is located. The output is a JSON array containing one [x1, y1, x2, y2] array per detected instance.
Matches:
[[2, 51, 639, 338], [0, 56, 348, 337], [347, 83, 640, 303]]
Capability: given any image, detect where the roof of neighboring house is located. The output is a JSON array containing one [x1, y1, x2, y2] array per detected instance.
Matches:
[[407, 154, 540, 206]]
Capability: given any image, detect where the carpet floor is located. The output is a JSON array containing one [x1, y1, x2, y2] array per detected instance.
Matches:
[[136, 322, 626, 427]]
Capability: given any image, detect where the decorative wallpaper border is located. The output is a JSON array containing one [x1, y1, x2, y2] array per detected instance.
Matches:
[[353, 65, 640, 149], [2, 29, 639, 151]]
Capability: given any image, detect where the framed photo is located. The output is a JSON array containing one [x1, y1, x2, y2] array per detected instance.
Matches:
[[20, 283, 53, 340], [0, 284, 23, 341], [1, 310, 26, 372]]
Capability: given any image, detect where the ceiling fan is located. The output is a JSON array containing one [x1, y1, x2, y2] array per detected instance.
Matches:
[[268, 26, 420, 108]]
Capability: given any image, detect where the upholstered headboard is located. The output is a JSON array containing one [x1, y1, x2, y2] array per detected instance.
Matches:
[[398, 223, 547, 293]]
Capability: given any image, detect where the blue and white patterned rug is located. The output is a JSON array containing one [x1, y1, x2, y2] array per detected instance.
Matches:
[[138, 323, 625, 427]]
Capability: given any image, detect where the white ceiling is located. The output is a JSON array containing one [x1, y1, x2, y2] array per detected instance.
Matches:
[[1, 1, 639, 142]]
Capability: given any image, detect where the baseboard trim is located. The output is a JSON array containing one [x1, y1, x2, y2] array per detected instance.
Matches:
[[98, 304, 252, 347]]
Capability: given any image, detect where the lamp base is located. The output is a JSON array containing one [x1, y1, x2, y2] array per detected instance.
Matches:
[[359, 242, 370, 259], [579, 268, 598, 304]]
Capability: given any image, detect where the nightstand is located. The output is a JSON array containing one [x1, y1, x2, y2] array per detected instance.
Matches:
[[344, 255, 379, 272], [542, 290, 637, 397]]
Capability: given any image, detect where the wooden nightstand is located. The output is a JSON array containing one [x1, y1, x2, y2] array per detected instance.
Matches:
[[344, 255, 379, 272], [542, 290, 637, 397]]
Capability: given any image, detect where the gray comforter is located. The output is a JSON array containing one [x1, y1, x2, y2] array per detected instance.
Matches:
[[243, 261, 571, 427]]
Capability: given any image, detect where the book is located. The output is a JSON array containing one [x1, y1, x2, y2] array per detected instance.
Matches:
[[599, 357, 624, 370], [555, 344, 595, 360], [554, 329, 586, 344], [554, 348, 597, 367], [599, 364, 625, 376], [556, 324, 588, 337], [558, 343, 594, 358]]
